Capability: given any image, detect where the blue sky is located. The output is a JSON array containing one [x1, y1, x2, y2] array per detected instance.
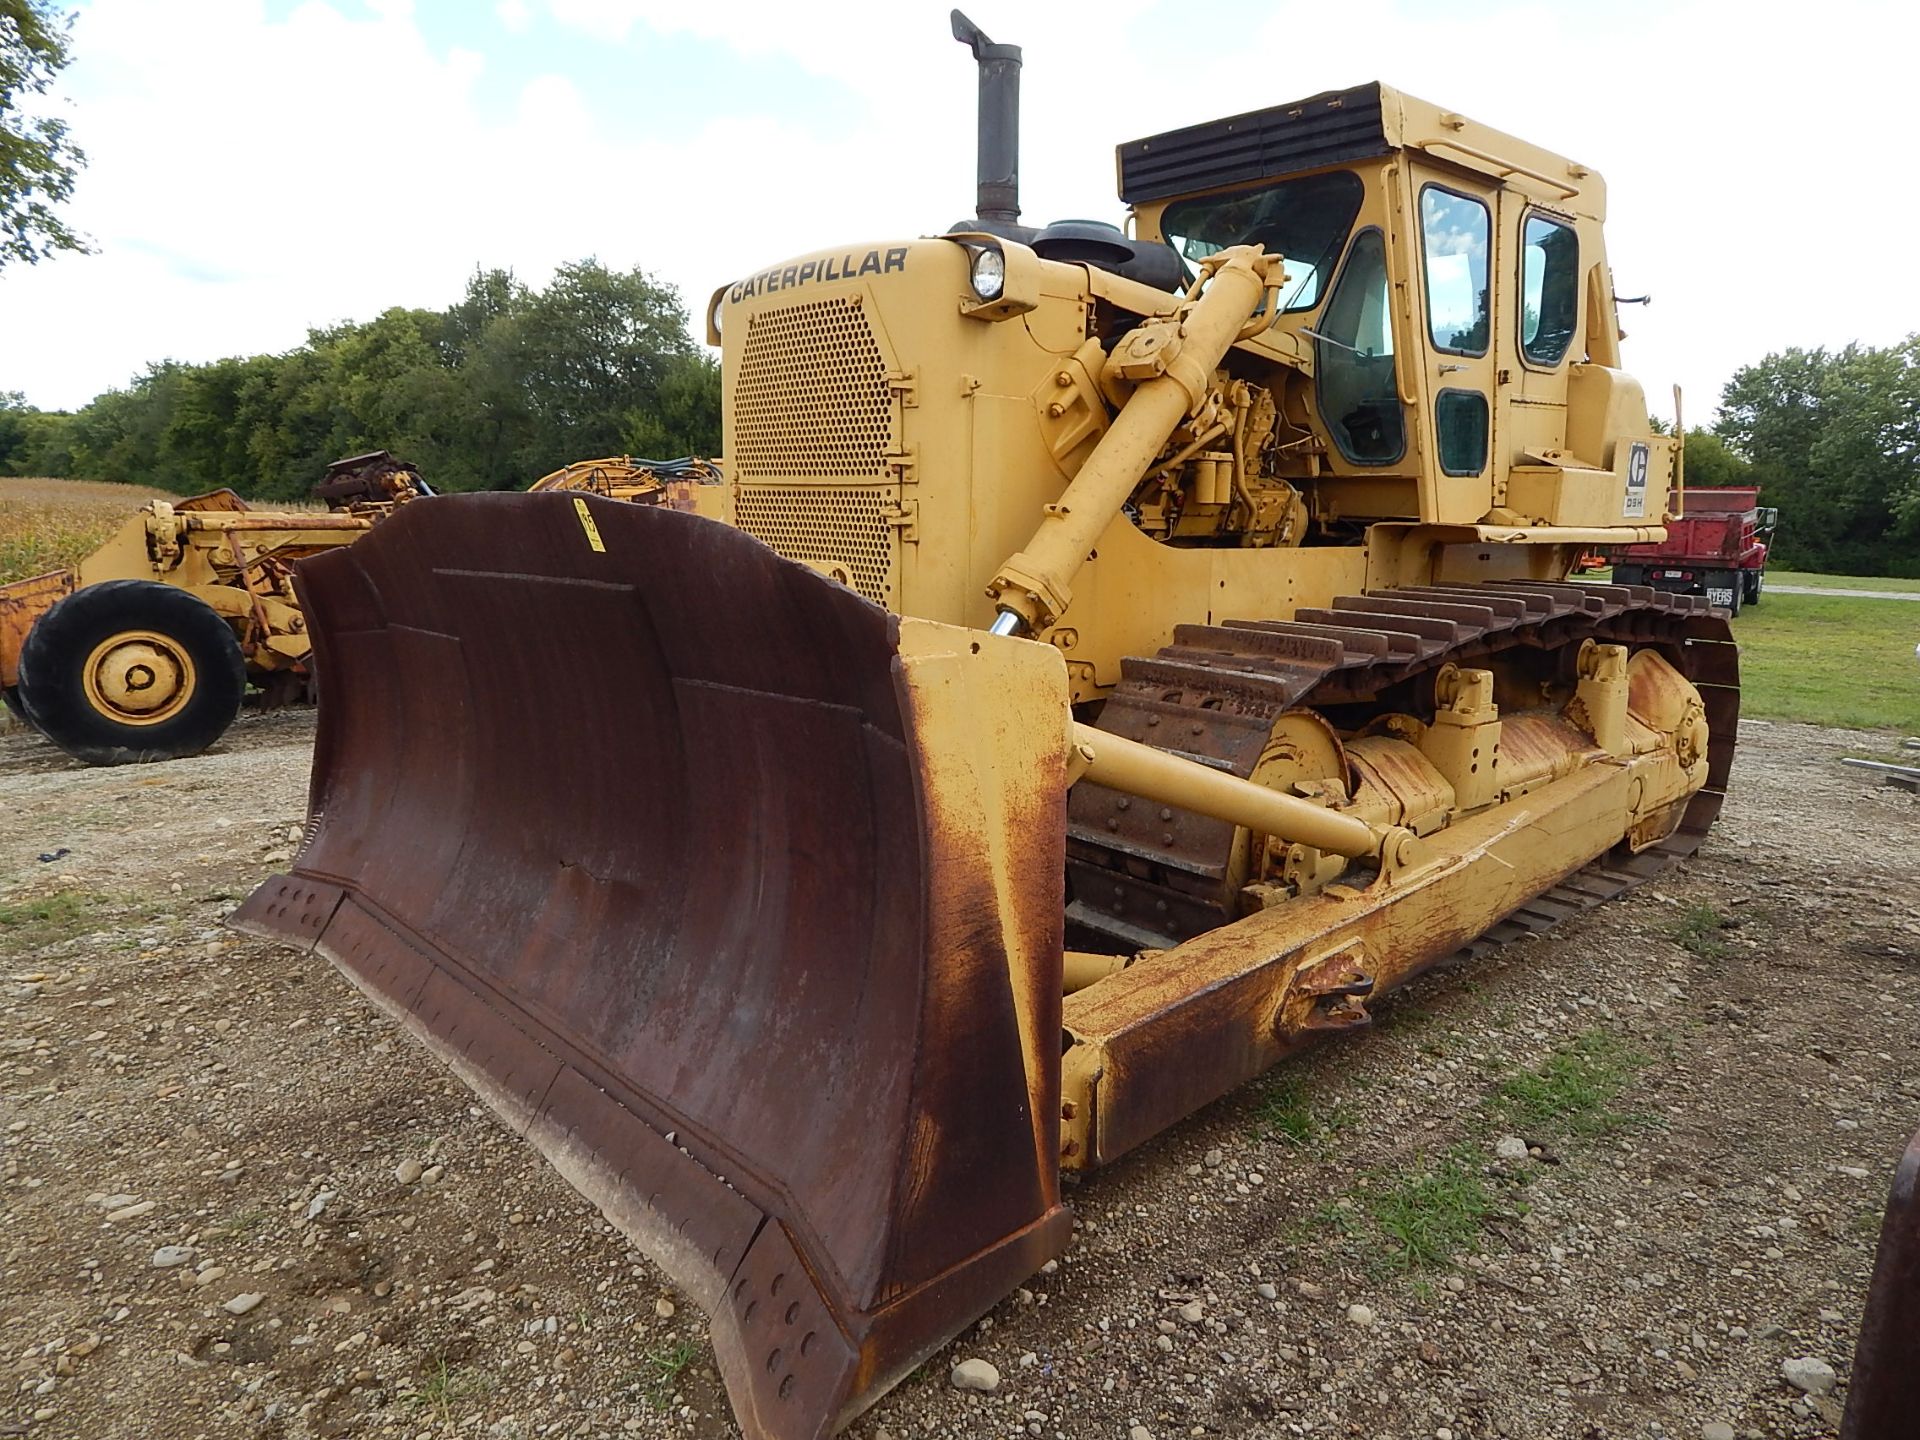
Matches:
[[4, 0, 1918, 424]]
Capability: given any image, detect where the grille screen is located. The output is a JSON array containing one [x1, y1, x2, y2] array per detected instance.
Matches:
[[732, 297, 894, 479], [735, 485, 895, 606]]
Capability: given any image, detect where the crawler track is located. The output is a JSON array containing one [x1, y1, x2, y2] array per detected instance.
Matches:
[[1066, 581, 1740, 952]]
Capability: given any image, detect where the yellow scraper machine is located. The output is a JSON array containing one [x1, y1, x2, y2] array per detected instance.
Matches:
[[234, 14, 1737, 1438]]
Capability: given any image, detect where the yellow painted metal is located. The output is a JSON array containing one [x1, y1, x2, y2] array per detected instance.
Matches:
[[1063, 951, 1131, 994], [0, 569, 76, 689], [1058, 644, 1709, 1163], [986, 246, 1285, 633], [692, 70, 1732, 1065], [1069, 721, 1380, 859], [529, 456, 723, 504], [713, 78, 1682, 695], [79, 629, 195, 726], [0, 492, 381, 701]]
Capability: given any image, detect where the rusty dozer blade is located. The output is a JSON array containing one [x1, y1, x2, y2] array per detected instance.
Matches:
[[230, 494, 1074, 1440]]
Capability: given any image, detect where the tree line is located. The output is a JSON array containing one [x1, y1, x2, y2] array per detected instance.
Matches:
[[0, 260, 721, 499], [1710, 337, 1919, 577], [4, 268, 1916, 575]]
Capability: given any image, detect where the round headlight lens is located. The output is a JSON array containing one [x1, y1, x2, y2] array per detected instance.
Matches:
[[970, 247, 1006, 301]]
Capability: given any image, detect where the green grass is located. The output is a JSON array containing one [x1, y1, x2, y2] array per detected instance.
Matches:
[[201, 1206, 270, 1240], [403, 1354, 491, 1423], [638, 1339, 698, 1410], [1367, 1148, 1495, 1273], [1735, 592, 1920, 732], [1285, 1027, 1655, 1286], [1767, 570, 1920, 594], [0, 891, 106, 952], [1253, 1073, 1317, 1146], [1492, 1029, 1650, 1139], [1671, 903, 1733, 961]]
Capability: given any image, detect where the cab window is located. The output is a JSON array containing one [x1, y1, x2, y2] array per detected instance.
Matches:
[[1162, 170, 1366, 312], [1420, 186, 1490, 356], [1313, 227, 1404, 465], [1520, 214, 1578, 366]]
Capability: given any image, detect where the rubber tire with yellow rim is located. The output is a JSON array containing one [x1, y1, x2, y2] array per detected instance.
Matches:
[[16, 580, 247, 766]]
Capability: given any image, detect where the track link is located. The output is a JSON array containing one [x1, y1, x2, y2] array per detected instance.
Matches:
[[1066, 581, 1740, 952]]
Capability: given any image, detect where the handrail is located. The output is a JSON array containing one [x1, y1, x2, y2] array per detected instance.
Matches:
[[1416, 138, 1582, 199]]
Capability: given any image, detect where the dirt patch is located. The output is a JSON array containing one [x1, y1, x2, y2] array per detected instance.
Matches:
[[2, 712, 1915, 1439]]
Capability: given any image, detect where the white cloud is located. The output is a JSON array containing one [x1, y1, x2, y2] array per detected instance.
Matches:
[[4, 0, 1917, 434]]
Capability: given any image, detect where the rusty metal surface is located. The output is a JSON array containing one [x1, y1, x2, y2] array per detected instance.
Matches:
[[1840, 1128, 1920, 1439], [1067, 584, 1738, 952], [230, 494, 1070, 1440], [0, 568, 77, 690]]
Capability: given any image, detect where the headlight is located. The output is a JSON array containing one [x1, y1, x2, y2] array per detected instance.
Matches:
[[970, 247, 1006, 301]]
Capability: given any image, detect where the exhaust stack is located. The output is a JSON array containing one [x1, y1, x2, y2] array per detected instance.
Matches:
[[950, 10, 1024, 237]]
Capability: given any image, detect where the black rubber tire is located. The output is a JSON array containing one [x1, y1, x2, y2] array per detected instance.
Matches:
[[1744, 569, 1763, 606], [1, 684, 29, 726], [15, 580, 246, 765], [1711, 570, 1743, 617]]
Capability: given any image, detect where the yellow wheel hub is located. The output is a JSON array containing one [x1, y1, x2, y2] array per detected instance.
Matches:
[[82, 630, 196, 726]]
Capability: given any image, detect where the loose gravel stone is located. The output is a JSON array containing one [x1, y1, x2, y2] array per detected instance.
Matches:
[[0, 714, 1909, 1440], [1782, 1355, 1837, 1395], [949, 1357, 1000, 1393], [1495, 1135, 1530, 1161], [1346, 1303, 1376, 1327], [221, 1293, 264, 1316], [394, 1157, 424, 1184], [150, 1245, 195, 1268]]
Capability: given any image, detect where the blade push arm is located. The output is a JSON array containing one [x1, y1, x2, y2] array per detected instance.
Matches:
[[986, 244, 1285, 636]]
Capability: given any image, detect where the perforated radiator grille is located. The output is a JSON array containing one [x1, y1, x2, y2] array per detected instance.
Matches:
[[731, 296, 894, 479], [734, 485, 895, 606]]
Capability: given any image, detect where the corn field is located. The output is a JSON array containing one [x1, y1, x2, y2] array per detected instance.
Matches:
[[0, 477, 173, 585]]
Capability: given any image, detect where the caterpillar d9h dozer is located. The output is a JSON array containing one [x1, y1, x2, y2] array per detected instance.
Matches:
[[233, 14, 1737, 1439]]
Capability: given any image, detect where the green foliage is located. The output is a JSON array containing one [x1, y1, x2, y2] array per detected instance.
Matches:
[[1367, 1148, 1494, 1273], [1491, 1029, 1649, 1139], [0, 0, 90, 267], [1679, 428, 1751, 489], [1716, 338, 1920, 577], [2, 260, 721, 496]]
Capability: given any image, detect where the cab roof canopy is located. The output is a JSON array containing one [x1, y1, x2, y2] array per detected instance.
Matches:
[[1117, 81, 1605, 220]]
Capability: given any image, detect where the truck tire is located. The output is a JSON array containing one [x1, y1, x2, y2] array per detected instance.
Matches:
[[1744, 570, 1763, 606], [1704, 570, 1740, 615], [15, 580, 247, 765]]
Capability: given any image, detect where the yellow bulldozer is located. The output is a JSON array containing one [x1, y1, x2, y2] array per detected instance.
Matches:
[[0, 452, 427, 764], [235, 16, 1737, 1439], [527, 453, 723, 503]]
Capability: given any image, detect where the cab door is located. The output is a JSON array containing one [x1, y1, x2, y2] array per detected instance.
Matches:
[[1500, 191, 1583, 464], [1408, 165, 1499, 522]]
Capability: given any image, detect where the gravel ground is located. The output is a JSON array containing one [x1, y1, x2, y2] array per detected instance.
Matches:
[[2, 709, 1916, 1440]]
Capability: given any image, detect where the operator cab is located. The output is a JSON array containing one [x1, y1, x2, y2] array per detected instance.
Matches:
[[1118, 82, 1664, 531]]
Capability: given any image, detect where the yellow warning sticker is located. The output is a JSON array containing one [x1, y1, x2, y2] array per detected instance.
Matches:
[[573, 496, 606, 553]]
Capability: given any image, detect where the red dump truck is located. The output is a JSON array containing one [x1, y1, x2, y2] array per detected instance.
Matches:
[[1607, 486, 1777, 615]]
